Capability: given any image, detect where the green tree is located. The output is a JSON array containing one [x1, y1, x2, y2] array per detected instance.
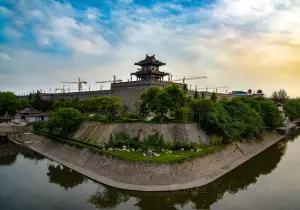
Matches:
[[18, 98, 33, 109], [139, 87, 161, 115], [47, 107, 83, 136], [272, 89, 289, 104], [210, 92, 218, 102], [139, 84, 187, 121], [85, 96, 122, 121], [190, 99, 215, 122], [53, 99, 83, 111], [0, 92, 18, 116], [284, 98, 300, 120], [240, 97, 282, 128], [194, 90, 199, 99], [164, 84, 187, 111], [222, 98, 264, 139], [190, 98, 265, 142]]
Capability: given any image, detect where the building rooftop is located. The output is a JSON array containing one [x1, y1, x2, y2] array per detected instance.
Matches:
[[17, 108, 42, 115], [134, 54, 166, 67], [131, 54, 169, 81]]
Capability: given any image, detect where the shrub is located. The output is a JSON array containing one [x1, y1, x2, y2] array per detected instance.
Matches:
[[174, 106, 193, 122], [190, 98, 265, 142], [210, 135, 223, 145], [0, 92, 18, 116], [47, 107, 83, 136], [240, 97, 282, 128], [143, 132, 164, 148], [139, 84, 188, 121], [284, 98, 300, 120]]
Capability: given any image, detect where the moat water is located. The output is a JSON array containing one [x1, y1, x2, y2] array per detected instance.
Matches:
[[0, 135, 300, 210]]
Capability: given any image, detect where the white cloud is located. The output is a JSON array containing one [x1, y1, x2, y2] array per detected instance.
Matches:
[[0, 52, 11, 61], [0, 6, 13, 16], [119, 0, 133, 4], [37, 16, 110, 55], [11, 1, 111, 55], [1, 0, 300, 96], [85, 7, 101, 20]]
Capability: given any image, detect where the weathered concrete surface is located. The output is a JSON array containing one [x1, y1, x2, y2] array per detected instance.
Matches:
[[73, 122, 209, 145], [14, 131, 284, 191]]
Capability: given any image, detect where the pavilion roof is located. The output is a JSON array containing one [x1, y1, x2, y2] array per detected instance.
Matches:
[[134, 54, 166, 66]]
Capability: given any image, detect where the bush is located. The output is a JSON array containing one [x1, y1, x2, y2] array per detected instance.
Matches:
[[116, 112, 143, 123], [190, 99, 215, 122], [84, 96, 123, 121], [174, 106, 193, 122], [240, 97, 282, 128], [210, 135, 223, 145], [47, 107, 83, 136], [32, 121, 48, 133], [144, 132, 164, 148], [284, 98, 300, 120], [165, 141, 198, 151], [0, 92, 18, 116], [107, 132, 165, 150], [222, 98, 264, 139], [139, 84, 188, 121], [190, 98, 265, 142]]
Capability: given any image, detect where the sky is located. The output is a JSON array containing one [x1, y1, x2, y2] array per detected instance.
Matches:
[[0, 0, 300, 97]]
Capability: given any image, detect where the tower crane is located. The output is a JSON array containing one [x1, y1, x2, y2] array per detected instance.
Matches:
[[172, 76, 207, 84], [54, 85, 67, 93], [60, 78, 87, 92], [96, 75, 122, 90], [197, 86, 228, 93]]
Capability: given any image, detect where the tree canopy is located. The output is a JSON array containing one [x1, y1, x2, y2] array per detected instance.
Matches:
[[47, 107, 83, 136], [85, 96, 122, 120], [190, 97, 282, 142], [271, 89, 289, 105], [139, 84, 188, 121], [284, 98, 300, 120], [0, 92, 18, 116]]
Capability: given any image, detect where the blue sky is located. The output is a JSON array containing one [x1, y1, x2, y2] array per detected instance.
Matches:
[[1, 0, 300, 96]]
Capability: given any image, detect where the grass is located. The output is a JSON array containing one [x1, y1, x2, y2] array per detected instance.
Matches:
[[34, 130, 222, 163], [104, 147, 220, 163]]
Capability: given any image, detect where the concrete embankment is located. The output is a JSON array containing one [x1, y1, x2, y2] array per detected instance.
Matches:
[[14, 131, 285, 192], [73, 122, 209, 145]]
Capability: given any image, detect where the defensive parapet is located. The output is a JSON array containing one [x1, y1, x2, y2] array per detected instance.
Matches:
[[111, 80, 184, 110], [41, 90, 112, 101]]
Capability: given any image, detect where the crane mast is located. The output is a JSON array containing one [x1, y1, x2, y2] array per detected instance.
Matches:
[[60, 78, 87, 92], [172, 76, 207, 84]]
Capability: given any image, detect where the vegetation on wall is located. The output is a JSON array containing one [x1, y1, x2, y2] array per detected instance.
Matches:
[[190, 97, 282, 142], [2, 84, 288, 149]]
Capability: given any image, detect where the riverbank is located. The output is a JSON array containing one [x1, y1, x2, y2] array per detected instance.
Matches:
[[12, 131, 285, 192]]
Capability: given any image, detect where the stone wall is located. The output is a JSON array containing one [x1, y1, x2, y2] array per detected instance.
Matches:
[[39, 81, 184, 111], [73, 121, 209, 145], [111, 81, 172, 110], [41, 90, 112, 101]]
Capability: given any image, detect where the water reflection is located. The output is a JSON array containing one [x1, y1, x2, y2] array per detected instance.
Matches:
[[0, 144, 17, 166], [89, 188, 130, 209], [88, 139, 288, 210], [0, 143, 44, 166], [47, 164, 87, 190], [0, 136, 297, 210]]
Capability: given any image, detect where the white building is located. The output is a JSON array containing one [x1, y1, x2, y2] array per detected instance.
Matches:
[[15, 108, 49, 123]]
